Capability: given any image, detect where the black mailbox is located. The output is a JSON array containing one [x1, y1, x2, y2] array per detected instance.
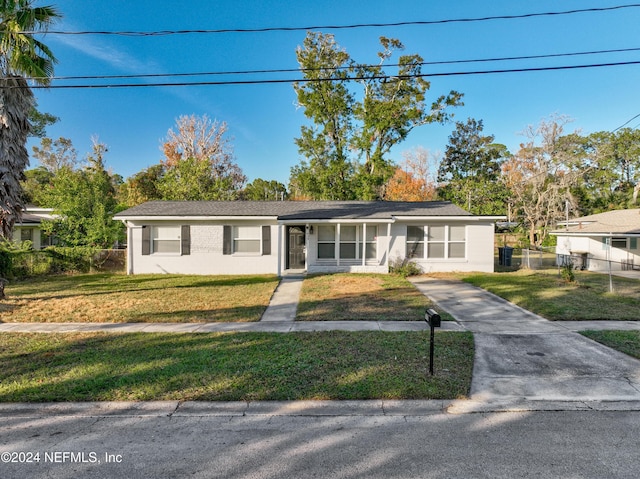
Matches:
[[425, 308, 441, 328]]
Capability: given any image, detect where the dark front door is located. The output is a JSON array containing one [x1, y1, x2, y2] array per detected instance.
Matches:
[[288, 226, 306, 269]]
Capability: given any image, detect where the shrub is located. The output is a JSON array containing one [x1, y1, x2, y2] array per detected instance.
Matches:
[[389, 257, 423, 277], [561, 261, 575, 283]]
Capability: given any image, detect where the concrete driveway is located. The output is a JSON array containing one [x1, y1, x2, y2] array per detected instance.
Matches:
[[410, 277, 640, 408]]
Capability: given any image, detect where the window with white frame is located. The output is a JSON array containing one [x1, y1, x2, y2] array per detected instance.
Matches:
[[339, 225, 357, 259], [407, 225, 466, 259], [317, 225, 336, 259], [427, 225, 445, 258], [363, 225, 377, 260], [448, 225, 466, 258], [406, 226, 424, 258], [233, 225, 261, 253], [152, 226, 181, 254]]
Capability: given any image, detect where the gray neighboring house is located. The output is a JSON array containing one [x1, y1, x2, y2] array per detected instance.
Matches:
[[552, 208, 640, 271], [114, 200, 501, 276]]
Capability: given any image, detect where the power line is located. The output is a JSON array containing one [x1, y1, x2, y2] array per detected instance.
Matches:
[[612, 113, 640, 132], [19, 59, 640, 89], [30, 46, 640, 82], [24, 4, 640, 36]]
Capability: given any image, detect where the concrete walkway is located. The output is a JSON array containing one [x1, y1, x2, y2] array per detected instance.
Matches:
[[410, 277, 640, 410], [259, 276, 304, 322]]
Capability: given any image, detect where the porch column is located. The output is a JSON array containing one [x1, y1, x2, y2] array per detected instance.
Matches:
[[336, 223, 341, 267], [277, 224, 282, 276], [305, 223, 309, 271], [362, 223, 366, 266], [387, 223, 392, 271]]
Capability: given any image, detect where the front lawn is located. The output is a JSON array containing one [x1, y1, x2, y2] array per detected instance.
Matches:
[[0, 274, 280, 323], [459, 269, 640, 320], [296, 273, 441, 321], [581, 331, 640, 359], [0, 331, 474, 402]]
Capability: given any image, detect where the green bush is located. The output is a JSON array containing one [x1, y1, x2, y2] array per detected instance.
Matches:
[[0, 245, 108, 279], [561, 262, 575, 283], [389, 257, 423, 277], [0, 250, 11, 278]]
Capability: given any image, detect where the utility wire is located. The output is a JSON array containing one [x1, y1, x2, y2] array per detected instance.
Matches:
[[23, 4, 640, 36], [19, 59, 640, 89], [612, 113, 640, 132], [31, 46, 640, 82]]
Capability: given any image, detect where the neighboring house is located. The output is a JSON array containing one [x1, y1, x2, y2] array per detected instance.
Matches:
[[552, 209, 640, 271], [12, 206, 57, 249], [114, 201, 502, 276]]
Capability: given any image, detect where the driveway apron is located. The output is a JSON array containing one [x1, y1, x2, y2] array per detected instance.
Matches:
[[410, 277, 640, 402]]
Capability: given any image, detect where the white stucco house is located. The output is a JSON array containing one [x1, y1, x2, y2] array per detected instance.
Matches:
[[552, 209, 640, 271], [114, 200, 501, 276], [12, 206, 57, 249]]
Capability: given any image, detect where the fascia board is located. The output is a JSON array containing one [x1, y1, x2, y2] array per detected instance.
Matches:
[[115, 215, 279, 222], [278, 218, 394, 225], [393, 215, 505, 222]]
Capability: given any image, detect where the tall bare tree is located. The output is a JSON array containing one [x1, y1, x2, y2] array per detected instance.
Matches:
[[159, 114, 246, 200], [0, 0, 60, 237], [502, 115, 587, 246]]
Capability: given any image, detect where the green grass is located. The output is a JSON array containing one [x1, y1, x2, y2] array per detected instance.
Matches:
[[458, 269, 640, 320], [0, 273, 280, 323], [0, 331, 474, 402], [581, 331, 640, 359], [297, 273, 446, 321]]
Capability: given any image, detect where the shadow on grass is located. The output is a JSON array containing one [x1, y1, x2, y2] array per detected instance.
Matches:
[[0, 331, 474, 402], [5, 274, 279, 302], [1, 274, 280, 323], [296, 273, 443, 322]]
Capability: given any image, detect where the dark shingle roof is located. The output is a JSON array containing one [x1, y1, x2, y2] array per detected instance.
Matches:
[[114, 200, 473, 220]]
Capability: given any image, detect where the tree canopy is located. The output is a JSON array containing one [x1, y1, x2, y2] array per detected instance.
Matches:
[[437, 118, 510, 215], [41, 139, 123, 248], [290, 32, 463, 200]]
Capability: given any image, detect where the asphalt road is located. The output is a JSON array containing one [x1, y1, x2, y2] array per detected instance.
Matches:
[[2, 402, 640, 479]]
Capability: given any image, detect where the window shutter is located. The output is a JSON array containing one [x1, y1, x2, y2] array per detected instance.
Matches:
[[142, 226, 151, 255], [181, 225, 191, 256], [262, 225, 271, 255], [223, 225, 232, 255]]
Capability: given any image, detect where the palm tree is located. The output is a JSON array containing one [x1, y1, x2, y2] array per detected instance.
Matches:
[[0, 0, 60, 238]]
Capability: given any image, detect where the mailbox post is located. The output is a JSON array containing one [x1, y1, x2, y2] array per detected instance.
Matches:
[[424, 308, 441, 375]]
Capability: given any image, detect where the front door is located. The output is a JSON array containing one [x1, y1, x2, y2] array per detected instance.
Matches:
[[288, 226, 306, 269]]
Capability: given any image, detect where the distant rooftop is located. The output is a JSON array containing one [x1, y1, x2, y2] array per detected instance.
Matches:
[[554, 208, 640, 235]]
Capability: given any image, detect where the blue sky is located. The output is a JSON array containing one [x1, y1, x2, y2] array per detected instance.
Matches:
[[29, 0, 640, 185]]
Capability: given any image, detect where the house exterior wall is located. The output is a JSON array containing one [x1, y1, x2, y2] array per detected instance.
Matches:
[[126, 220, 279, 275], [124, 218, 496, 275], [389, 221, 495, 273], [555, 234, 640, 271]]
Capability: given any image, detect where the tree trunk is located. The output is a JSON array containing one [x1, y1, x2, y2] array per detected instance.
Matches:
[[0, 76, 33, 238]]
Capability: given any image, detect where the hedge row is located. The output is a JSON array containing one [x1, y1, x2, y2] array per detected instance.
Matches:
[[0, 247, 125, 279]]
